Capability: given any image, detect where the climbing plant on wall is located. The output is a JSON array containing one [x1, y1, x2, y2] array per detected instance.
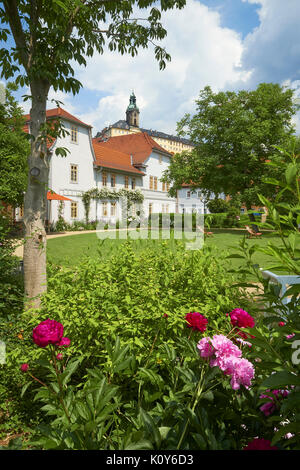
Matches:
[[82, 188, 144, 224]]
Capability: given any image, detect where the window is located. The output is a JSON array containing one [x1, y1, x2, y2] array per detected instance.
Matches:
[[149, 176, 154, 190], [71, 202, 78, 218], [149, 203, 153, 215], [111, 202, 116, 216], [102, 202, 108, 216], [186, 190, 191, 198], [102, 171, 107, 187], [124, 175, 129, 189], [162, 181, 166, 192], [197, 191, 202, 199], [166, 182, 170, 192], [19, 205, 24, 217], [131, 177, 136, 190], [71, 126, 78, 143], [70, 164, 78, 183], [154, 176, 158, 191], [111, 174, 116, 187]]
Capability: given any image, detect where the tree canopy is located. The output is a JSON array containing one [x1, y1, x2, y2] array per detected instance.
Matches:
[[0, 83, 29, 208], [164, 83, 298, 208], [0, 0, 187, 305]]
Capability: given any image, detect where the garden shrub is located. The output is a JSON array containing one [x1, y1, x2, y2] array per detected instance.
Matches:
[[24, 241, 252, 365]]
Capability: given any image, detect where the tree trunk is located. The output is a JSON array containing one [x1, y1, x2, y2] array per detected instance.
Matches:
[[246, 205, 259, 233], [23, 80, 50, 310]]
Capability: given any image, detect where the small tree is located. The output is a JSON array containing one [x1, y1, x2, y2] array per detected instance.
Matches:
[[0, 0, 186, 308], [0, 83, 29, 208]]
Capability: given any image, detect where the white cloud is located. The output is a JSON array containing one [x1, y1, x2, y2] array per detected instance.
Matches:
[[73, 1, 249, 135], [241, 0, 300, 86]]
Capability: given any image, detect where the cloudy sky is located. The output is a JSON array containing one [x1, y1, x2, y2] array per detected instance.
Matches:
[[5, 0, 300, 136]]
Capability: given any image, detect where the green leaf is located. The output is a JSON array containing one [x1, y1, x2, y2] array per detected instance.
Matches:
[[259, 371, 300, 390]]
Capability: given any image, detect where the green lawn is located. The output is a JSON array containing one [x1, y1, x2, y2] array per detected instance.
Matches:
[[47, 228, 297, 275]]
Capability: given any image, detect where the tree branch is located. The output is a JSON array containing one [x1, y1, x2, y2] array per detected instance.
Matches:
[[2, 0, 29, 70]]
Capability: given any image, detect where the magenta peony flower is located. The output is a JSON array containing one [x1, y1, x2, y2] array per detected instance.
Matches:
[[197, 337, 214, 358], [58, 337, 71, 348], [243, 438, 278, 450], [32, 319, 64, 348], [185, 312, 208, 332], [56, 353, 63, 360], [278, 321, 285, 327], [229, 309, 255, 328], [259, 388, 290, 416], [20, 363, 29, 372]]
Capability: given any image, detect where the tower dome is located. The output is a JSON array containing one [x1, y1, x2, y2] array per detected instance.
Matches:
[[126, 91, 140, 127]]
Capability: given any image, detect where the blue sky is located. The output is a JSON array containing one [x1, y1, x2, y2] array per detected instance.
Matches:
[[2, 0, 300, 135]]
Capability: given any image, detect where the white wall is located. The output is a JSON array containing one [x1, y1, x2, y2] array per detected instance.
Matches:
[[177, 188, 205, 214], [49, 120, 95, 223], [141, 151, 176, 216]]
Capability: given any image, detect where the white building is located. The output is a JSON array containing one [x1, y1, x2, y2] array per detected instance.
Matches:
[[19, 106, 204, 227]]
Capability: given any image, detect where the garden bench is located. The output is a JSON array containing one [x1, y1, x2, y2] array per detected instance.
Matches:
[[260, 269, 300, 313], [197, 226, 213, 237], [245, 225, 262, 238]]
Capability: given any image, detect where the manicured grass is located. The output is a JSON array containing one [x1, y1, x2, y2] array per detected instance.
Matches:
[[47, 228, 298, 276]]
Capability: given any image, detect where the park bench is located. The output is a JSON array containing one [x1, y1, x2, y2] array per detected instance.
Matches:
[[245, 225, 262, 238], [260, 269, 300, 314]]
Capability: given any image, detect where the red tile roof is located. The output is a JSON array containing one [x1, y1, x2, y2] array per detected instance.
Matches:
[[23, 107, 92, 150], [93, 131, 172, 165], [93, 141, 145, 175], [23, 107, 92, 128]]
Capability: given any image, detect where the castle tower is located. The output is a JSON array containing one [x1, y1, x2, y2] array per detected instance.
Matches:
[[126, 91, 140, 127]]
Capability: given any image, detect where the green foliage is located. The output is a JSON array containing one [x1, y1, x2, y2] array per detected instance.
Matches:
[[0, 1, 187, 93], [225, 144, 300, 448], [0, 213, 24, 318], [0, 83, 29, 207], [207, 198, 229, 214], [34, 241, 250, 362]]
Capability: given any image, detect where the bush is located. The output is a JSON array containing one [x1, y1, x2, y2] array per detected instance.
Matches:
[[0, 212, 24, 318], [207, 198, 229, 214]]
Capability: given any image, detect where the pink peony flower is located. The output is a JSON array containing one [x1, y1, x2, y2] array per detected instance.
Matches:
[[278, 322, 285, 327], [58, 337, 71, 348], [243, 438, 278, 450], [197, 337, 214, 358], [20, 363, 29, 372], [185, 312, 208, 332], [229, 309, 255, 328], [221, 356, 255, 390], [56, 353, 63, 360], [260, 401, 276, 416], [209, 334, 242, 370], [32, 319, 64, 348], [286, 333, 295, 340]]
